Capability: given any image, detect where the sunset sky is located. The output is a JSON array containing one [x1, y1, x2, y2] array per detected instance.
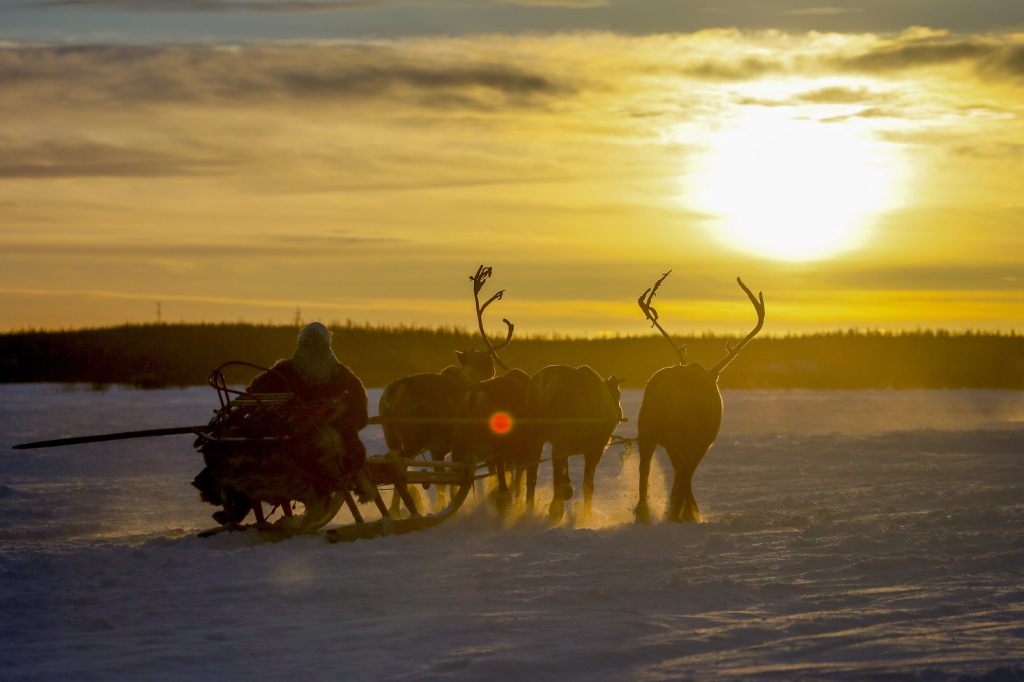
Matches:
[[1, 1, 1022, 335]]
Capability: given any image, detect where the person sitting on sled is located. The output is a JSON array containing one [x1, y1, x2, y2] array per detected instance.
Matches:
[[248, 321, 368, 464], [196, 322, 370, 527]]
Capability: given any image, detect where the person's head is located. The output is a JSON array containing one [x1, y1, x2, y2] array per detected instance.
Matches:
[[293, 322, 338, 384], [296, 322, 332, 355]]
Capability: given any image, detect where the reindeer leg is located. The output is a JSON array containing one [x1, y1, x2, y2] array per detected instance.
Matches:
[[666, 449, 687, 523], [432, 450, 449, 512], [548, 447, 570, 524], [635, 438, 655, 524], [668, 477, 686, 523], [682, 482, 701, 522], [492, 458, 512, 517], [582, 447, 601, 523], [559, 457, 574, 500], [681, 456, 702, 522], [526, 457, 539, 513], [518, 441, 541, 513], [388, 447, 413, 517]]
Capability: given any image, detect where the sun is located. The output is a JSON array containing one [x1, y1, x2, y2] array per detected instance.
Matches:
[[691, 108, 904, 261]]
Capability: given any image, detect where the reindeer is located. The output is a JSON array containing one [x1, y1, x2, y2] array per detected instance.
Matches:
[[377, 265, 514, 513], [521, 365, 624, 524], [377, 349, 493, 466], [447, 266, 534, 515], [453, 368, 531, 515], [635, 271, 765, 523]]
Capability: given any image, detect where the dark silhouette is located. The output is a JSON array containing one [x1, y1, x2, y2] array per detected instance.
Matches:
[[448, 266, 528, 515], [15, 329, 484, 542], [247, 322, 368, 462], [377, 350, 494, 514], [453, 367, 531, 515], [635, 273, 765, 523], [193, 322, 369, 527], [378, 350, 495, 468], [377, 265, 513, 513], [522, 365, 623, 523]]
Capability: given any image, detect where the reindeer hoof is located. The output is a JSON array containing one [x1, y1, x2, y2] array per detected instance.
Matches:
[[634, 501, 652, 525], [666, 498, 691, 524], [548, 499, 565, 524], [490, 489, 513, 517]]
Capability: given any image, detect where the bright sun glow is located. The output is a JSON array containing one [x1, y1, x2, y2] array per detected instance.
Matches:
[[692, 108, 904, 261]]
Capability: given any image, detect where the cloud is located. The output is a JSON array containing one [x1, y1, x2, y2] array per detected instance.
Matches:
[[277, 63, 568, 99], [494, 0, 609, 6], [735, 83, 908, 121], [670, 32, 1024, 84], [0, 139, 225, 178], [837, 40, 994, 72], [795, 85, 875, 104], [0, 44, 572, 108], [819, 106, 898, 122], [875, 129, 957, 147], [978, 44, 1024, 79], [832, 36, 1024, 83], [3, 33, 1020, 124], [0, 233, 402, 258], [782, 6, 863, 17], [27, 0, 612, 9], [949, 141, 1024, 160], [0, 287, 454, 313], [27, 0, 403, 11], [679, 55, 787, 81]]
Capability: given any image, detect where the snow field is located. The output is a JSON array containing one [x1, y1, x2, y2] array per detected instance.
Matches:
[[1, 385, 1022, 680]]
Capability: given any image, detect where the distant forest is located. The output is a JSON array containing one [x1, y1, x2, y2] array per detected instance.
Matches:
[[0, 323, 1021, 390]]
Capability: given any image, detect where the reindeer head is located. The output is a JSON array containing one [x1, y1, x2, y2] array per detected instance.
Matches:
[[605, 375, 626, 422], [455, 349, 496, 383]]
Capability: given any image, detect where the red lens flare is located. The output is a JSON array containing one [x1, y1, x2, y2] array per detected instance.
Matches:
[[489, 411, 513, 435]]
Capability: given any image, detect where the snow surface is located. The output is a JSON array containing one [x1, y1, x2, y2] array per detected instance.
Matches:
[[1, 385, 1023, 681]]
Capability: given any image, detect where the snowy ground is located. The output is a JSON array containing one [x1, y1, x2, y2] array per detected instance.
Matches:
[[1, 385, 1022, 681]]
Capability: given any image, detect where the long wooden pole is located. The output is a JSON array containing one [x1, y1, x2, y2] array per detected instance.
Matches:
[[12, 425, 208, 450], [13, 416, 629, 451], [366, 416, 623, 425]]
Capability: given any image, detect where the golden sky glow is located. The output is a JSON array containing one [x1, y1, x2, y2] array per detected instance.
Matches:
[[690, 105, 906, 261], [1, 25, 1023, 334]]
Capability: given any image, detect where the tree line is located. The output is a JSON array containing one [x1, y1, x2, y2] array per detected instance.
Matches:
[[0, 323, 1021, 389]]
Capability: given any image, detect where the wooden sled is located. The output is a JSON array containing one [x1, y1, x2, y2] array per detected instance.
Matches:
[[195, 362, 476, 542]]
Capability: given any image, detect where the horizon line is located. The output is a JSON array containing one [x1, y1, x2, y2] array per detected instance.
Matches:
[[2, 320, 1020, 340]]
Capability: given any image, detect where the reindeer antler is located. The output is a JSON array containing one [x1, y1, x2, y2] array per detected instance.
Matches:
[[470, 264, 515, 371], [711, 277, 765, 378], [638, 269, 686, 365]]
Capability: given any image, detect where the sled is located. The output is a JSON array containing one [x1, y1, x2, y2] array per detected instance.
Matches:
[[192, 362, 477, 541], [13, 361, 477, 543]]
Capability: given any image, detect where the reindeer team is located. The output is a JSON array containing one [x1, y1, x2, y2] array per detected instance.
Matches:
[[379, 265, 765, 524]]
